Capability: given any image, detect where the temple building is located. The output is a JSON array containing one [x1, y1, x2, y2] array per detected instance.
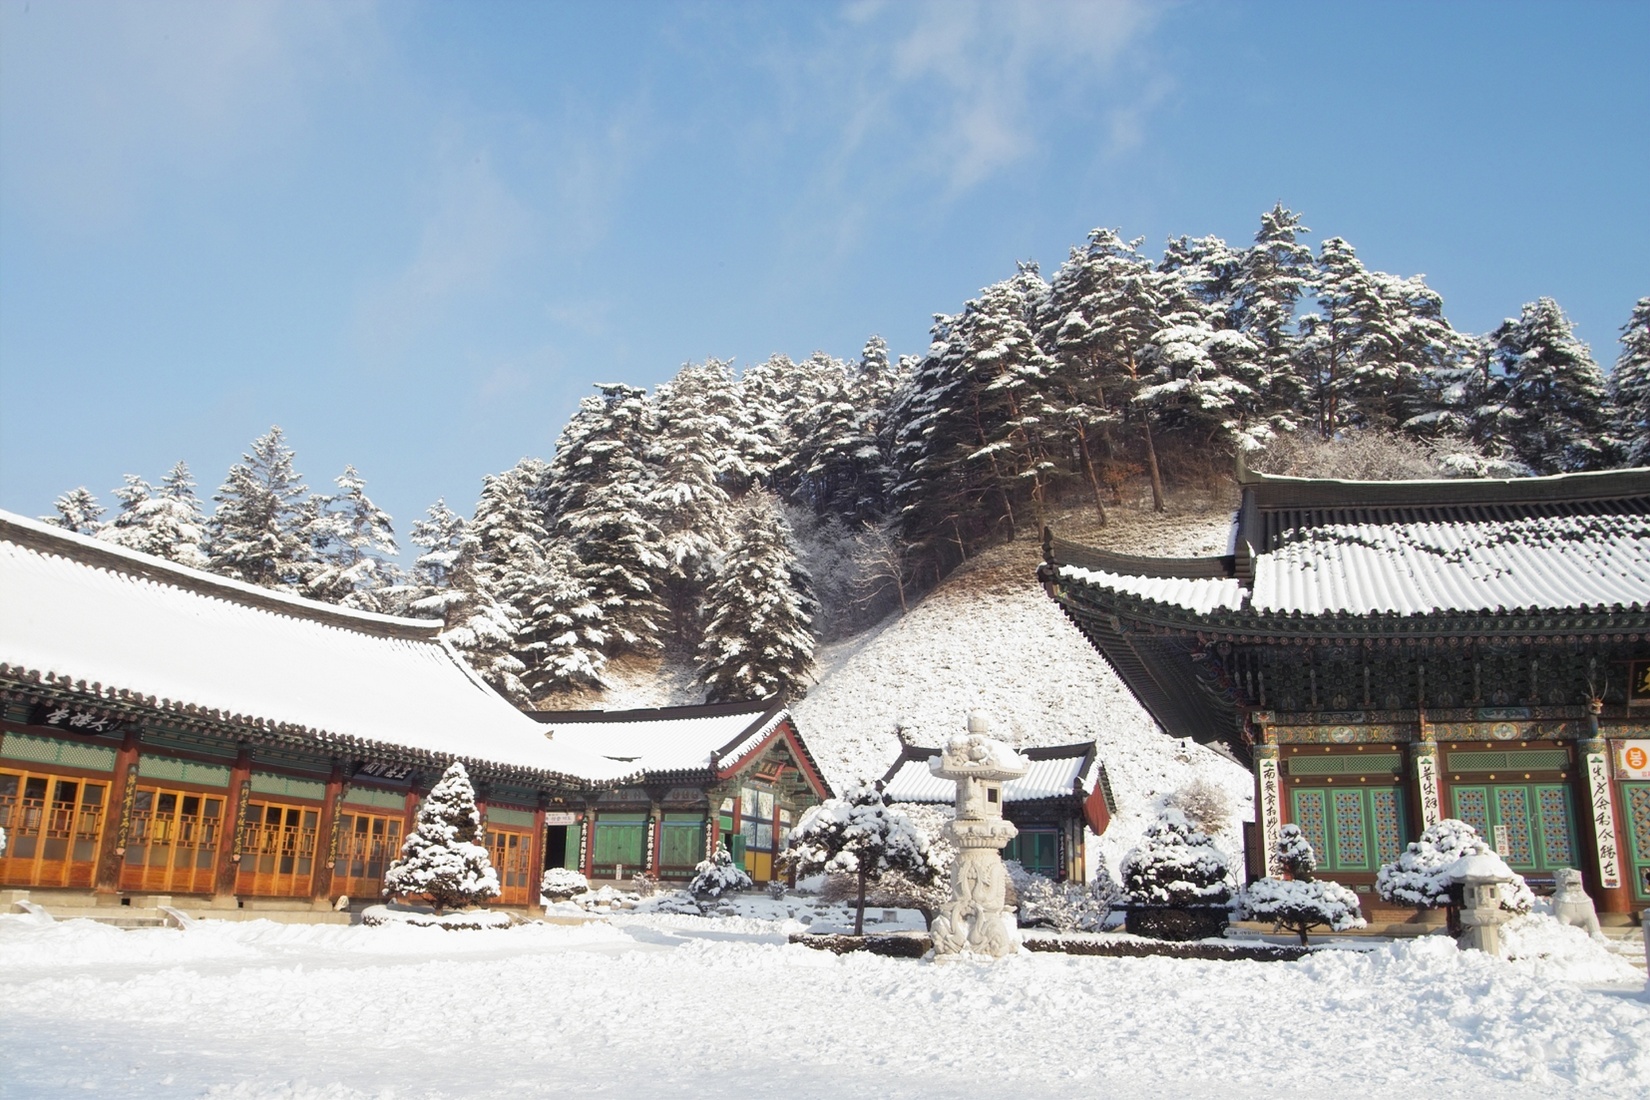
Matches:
[[879, 741, 1110, 882], [1040, 465, 1650, 918], [0, 511, 826, 916], [530, 703, 830, 884]]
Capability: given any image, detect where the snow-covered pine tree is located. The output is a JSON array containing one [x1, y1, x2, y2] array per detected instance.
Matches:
[[521, 540, 607, 697], [1476, 298, 1619, 473], [543, 384, 668, 655], [688, 846, 753, 902], [97, 474, 157, 552], [1239, 825, 1365, 944], [1135, 311, 1266, 452], [697, 492, 818, 703], [307, 465, 400, 610], [405, 499, 527, 701], [885, 312, 990, 569], [206, 426, 319, 591], [1231, 204, 1315, 434], [1040, 230, 1171, 510], [779, 784, 941, 936], [46, 487, 104, 535], [647, 362, 743, 644], [1160, 234, 1244, 331], [1610, 296, 1650, 465], [382, 761, 500, 914]]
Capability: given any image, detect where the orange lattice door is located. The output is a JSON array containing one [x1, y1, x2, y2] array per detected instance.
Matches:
[[0, 769, 107, 888], [236, 800, 319, 897], [486, 827, 532, 905], [334, 811, 403, 900], [121, 788, 223, 894]]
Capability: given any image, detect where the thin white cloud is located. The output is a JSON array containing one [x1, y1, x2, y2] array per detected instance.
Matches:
[[878, 0, 1164, 190], [354, 135, 537, 363], [0, 0, 369, 232]]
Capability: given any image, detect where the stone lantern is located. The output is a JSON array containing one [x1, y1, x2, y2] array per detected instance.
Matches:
[[929, 712, 1030, 959], [1449, 851, 1516, 954]]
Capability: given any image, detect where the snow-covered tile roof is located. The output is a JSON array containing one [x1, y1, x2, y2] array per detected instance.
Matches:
[[541, 705, 788, 776], [0, 512, 634, 783], [883, 749, 1089, 804], [1056, 564, 1246, 613], [1249, 514, 1650, 615]]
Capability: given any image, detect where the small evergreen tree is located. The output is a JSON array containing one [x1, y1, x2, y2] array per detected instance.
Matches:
[[99, 466, 211, 568], [403, 499, 526, 701], [1120, 808, 1233, 908], [382, 762, 500, 914], [46, 487, 104, 535], [1239, 824, 1365, 944], [779, 785, 941, 936], [688, 846, 753, 902]]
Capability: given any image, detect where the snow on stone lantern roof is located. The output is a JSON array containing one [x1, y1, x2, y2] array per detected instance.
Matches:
[[0, 510, 636, 786]]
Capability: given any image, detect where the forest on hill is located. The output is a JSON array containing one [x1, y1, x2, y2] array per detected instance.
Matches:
[[44, 205, 1650, 709]]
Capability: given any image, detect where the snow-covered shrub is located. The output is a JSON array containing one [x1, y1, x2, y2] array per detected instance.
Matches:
[[779, 784, 941, 935], [1375, 819, 1534, 914], [630, 871, 659, 897], [688, 847, 752, 901], [382, 762, 500, 914], [1239, 826, 1364, 944], [1269, 823, 1316, 878], [1121, 809, 1234, 908], [1240, 879, 1365, 944], [540, 866, 590, 903], [1018, 874, 1117, 934], [1167, 776, 1234, 838], [766, 879, 786, 900]]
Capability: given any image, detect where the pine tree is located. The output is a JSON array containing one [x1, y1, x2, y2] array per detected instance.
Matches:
[[1477, 298, 1618, 473], [521, 541, 607, 697], [405, 499, 526, 701], [544, 384, 667, 654], [1610, 297, 1650, 465], [382, 762, 500, 914], [697, 493, 818, 703], [1232, 204, 1315, 433], [207, 426, 318, 591], [1120, 809, 1233, 908], [46, 487, 104, 535], [307, 466, 400, 609], [779, 784, 940, 936], [97, 464, 210, 568]]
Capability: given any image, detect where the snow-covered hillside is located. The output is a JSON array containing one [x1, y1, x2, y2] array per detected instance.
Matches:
[[793, 499, 1252, 876], [592, 497, 1253, 879]]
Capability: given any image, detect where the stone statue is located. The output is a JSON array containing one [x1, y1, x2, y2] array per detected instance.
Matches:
[[929, 712, 1030, 959], [1551, 868, 1605, 941]]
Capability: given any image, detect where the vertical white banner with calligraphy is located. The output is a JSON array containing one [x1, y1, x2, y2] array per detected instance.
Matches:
[[1583, 743, 1622, 890], [1414, 747, 1441, 829]]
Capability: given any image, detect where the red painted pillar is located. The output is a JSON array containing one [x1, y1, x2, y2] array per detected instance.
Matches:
[[213, 745, 252, 900], [311, 764, 344, 903], [527, 803, 547, 913], [95, 728, 141, 895]]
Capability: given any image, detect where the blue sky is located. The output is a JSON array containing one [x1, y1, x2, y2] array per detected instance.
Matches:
[[2, 0, 1646, 541]]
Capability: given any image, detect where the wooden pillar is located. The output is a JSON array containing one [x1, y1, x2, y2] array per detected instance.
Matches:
[[580, 796, 599, 879], [94, 728, 141, 895], [214, 745, 252, 900], [311, 762, 345, 903], [527, 800, 548, 914]]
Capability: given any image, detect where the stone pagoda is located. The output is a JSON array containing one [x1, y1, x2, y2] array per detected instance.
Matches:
[[929, 713, 1030, 959]]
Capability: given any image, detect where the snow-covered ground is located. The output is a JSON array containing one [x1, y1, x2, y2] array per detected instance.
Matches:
[[2, 908, 1646, 1099]]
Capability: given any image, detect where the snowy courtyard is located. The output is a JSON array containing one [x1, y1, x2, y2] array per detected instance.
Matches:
[[2, 910, 1647, 1100]]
